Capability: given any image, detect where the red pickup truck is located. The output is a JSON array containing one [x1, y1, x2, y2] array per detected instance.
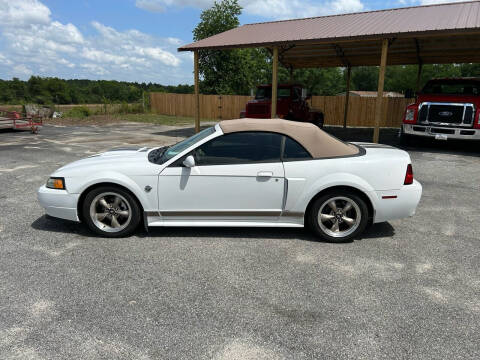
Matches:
[[401, 78, 480, 142], [240, 84, 324, 127]]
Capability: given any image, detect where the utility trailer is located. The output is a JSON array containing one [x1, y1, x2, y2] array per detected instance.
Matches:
[[0, 109, 42, 133]]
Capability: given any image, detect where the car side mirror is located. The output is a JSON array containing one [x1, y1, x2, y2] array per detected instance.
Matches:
[[182, 155, 196, 168]]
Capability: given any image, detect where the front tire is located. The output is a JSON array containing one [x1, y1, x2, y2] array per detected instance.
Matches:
[[82, 186, 141, 237], [307, 190, 369, 243]]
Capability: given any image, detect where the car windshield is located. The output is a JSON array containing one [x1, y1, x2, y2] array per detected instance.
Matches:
[[422, 81, 480, 95], [255, 87, 291, 100], [159, 126, 215, 164]]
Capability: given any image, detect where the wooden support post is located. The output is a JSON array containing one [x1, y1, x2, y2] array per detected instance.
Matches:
[[289, 67, 294, 83], [343, 66, 351, 129], [194, 50, 200, 133], [416, 62, 423, 94], [373, 39, 388, 143], [271, 46, 278, 118], [414, 38, 423, 94]]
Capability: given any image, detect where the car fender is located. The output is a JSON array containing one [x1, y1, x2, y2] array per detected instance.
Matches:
[[294, 172, 377, 213], [66, 171, 150, 210]]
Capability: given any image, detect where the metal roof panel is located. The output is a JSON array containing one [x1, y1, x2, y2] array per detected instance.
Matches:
[[179, 1, 480, 51]]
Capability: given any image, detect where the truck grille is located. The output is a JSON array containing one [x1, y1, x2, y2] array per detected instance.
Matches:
[[418, 102, 475, 127], [247, 103, 269, 115]]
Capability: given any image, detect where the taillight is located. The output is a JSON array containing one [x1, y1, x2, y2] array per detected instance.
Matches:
[[404, 164, 414, 185], [403, 105, 417, 124]]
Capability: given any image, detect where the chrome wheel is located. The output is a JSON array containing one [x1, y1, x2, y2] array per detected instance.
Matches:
[[318, 196, 361, 238], [89, 192, 132, 233]]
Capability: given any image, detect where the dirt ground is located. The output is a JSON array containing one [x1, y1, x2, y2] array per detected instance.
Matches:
[[44, 115, 136, 126]]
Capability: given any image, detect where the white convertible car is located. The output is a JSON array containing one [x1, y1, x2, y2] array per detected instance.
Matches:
[[38, 119, 422, 242]]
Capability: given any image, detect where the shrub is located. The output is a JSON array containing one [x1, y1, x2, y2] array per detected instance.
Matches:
[[115, 102, 144, 114], [129, 103, 144, 114], [119, 102, 130, 114], [64, 106, 92, 118]]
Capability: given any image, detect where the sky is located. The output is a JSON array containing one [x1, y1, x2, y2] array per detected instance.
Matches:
[[0, 0, 466, 85]]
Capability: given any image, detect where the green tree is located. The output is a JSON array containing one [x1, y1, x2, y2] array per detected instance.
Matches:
[[26, 76, 51, 103], [0, 80, 14, 103], [193, 0, 269, 95], [460, 63, 480, 77], [351, 67, 378, 91], [0, 77, 195, 105], [351, 64, 466, 94], [11, 78, 27, 102], [46, 78, 71, 104], [292, 68, 345, 95]]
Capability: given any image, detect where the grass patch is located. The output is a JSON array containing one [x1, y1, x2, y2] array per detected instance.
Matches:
[[64, 106, 92, 118], [46, 112, 217, 127], [0, 105, 23, 112], [114, 113, 214, 126]]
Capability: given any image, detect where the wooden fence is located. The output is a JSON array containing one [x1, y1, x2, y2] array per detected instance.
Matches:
[[150, 92, 414, 128], [310, 96, 414, 127], [150, 93, 253, 121]]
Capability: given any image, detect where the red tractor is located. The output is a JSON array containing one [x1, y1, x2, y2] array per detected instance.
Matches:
[[240, 84, 324, 128]]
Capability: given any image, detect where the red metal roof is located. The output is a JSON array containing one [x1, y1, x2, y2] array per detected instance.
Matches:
[[179, 1, 480, 51]]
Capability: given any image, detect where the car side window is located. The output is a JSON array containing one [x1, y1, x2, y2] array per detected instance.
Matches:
[[282, 136, 312, 161], [194, 132, 283, 165]]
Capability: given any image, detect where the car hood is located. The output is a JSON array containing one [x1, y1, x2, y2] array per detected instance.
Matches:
[[52, 147, 156, 176]]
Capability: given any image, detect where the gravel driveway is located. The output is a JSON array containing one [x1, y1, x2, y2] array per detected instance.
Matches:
[[0, 123, 479, 359]]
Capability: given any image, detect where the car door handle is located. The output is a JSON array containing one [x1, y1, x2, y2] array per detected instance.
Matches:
[[257, 171, 273, 178]]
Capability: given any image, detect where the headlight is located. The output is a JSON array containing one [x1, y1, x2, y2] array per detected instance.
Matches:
[[405, 108, 415, 121], [46, 177, 65, 190]]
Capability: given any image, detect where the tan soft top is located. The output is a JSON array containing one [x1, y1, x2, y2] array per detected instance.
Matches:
[[219, 118, 359, 158]]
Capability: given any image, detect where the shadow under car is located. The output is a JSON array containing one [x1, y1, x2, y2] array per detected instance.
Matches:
[[32, 215, 395, 243]]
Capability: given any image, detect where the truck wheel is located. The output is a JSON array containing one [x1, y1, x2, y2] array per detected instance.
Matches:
[[307, 190, 369, 243], [82, 186, 141, 238]]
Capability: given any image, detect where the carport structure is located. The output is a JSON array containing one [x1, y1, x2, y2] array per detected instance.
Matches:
[[179, 1, 480, 142]]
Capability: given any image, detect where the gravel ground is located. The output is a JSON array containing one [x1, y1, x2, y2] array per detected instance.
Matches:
[[0, 123, 479, 360]]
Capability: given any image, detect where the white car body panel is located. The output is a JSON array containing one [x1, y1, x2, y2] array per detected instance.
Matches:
[[281, 143, 420, 223], [372, 180, 422, 222], [37, 125, 422, 230], [38, 186, 80, 221], [158, 162, 284, 214]]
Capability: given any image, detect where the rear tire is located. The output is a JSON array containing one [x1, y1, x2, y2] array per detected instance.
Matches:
[[307, 190, 369, 243], [82, 186, 141, 238]]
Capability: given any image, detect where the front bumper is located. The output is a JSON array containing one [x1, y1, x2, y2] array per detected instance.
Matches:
[[372, 179, 422, 223], [403, 124, 480, 140], [37, 185, 80, 222]]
